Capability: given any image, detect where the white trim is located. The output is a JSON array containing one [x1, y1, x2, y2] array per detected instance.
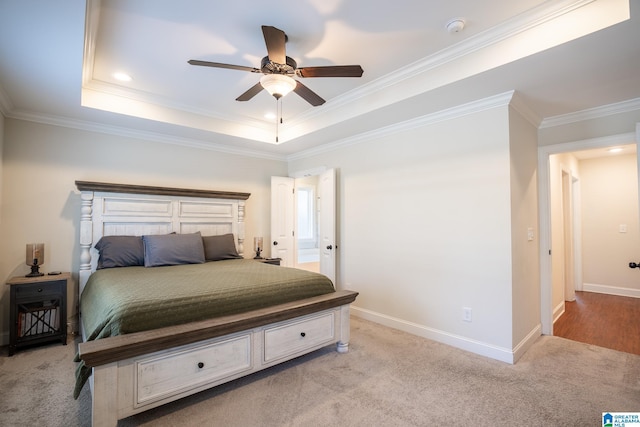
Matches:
[[553, 301, 566, 324], [540, 97, 640, 128], [512, 324, 543, 363], [351, 306, 519, 364], [5, 110, 286, 161], [582, 283, 640, 298]]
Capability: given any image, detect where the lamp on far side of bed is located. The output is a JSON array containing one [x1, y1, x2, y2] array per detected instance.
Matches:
[[254, 237, 263, 259], [26, 243, 45, 277]]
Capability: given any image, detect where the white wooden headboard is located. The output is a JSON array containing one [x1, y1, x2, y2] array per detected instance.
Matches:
[[76, 181, 250, 295]]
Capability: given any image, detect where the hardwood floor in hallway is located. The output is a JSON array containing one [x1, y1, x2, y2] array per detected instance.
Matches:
[[554, 291, 640, 356]]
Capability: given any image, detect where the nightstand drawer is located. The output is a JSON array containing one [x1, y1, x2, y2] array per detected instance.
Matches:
[[14, 280, 65, 299], [263, 312, 335, 363]]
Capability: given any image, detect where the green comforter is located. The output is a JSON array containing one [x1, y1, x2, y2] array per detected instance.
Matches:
[[74, 259, 334, 398]]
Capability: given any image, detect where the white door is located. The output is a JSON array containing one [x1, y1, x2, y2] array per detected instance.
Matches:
[[318, 169, 336, 284], [270, 176, 295, 267]]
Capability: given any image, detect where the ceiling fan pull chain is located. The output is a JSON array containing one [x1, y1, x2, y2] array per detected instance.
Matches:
[[275, 98, 280, 143]]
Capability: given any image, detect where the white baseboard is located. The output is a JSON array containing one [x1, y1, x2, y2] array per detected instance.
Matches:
[[553, 301, 565, 324], [582, 283, 640, 298], [351, 305, 541, 364], [512, 323, 542, 363]]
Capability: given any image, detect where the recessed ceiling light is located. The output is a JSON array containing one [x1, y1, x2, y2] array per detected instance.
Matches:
[[264, 112, 276, 120], [113, 72, 132, 82], [607, 147, 623, 153]]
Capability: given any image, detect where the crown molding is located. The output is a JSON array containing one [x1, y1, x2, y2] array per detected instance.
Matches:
[[540, 97, 640, 128], [5, 109, 287, 161]]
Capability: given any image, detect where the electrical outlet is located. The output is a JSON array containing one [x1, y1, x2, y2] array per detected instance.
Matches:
[[463, 307, 472, 322]]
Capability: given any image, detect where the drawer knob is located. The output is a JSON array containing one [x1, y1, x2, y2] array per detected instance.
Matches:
[[37, 288, 43, 292], [300, 332, 306, 338], [197, 362, 204, 369]]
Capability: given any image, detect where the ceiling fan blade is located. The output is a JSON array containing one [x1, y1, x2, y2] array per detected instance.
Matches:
[[293, 81, 325, 106], [236, 82, 264, 102], [261, 26, 286, 64], [296, 65, 364, 78], [188, 59, 260, 73]]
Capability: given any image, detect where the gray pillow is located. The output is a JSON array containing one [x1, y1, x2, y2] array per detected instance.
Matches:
[[142, 232, 205, 267], [202, 233, 242, 261], [94, 235, 144, 269]]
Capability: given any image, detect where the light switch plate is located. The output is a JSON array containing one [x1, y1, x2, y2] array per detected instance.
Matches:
[[527, 227, 534, 241]]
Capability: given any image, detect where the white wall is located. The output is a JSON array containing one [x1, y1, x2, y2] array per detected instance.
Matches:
[[580, 153, 640, 295], [508, 106, 540, 352], [0, 118, 287, 344], [289, 103, 528, 361]]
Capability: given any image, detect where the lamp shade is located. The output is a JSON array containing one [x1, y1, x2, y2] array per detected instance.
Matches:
[[254, 237, 263, 251], [260, 74, 296, 99], [26, 243, 44, 266]]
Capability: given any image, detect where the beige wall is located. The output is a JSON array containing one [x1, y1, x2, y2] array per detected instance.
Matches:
[[580, 153, 640, 293], [508, 106, 540, 349], [0, 118, 287, 343], [289, 102, 532, 361]]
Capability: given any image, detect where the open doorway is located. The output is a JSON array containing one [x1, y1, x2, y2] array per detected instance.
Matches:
[[296, 175, 320, 273], [271, 168, 337, 284], [539, 136, 639, 336]]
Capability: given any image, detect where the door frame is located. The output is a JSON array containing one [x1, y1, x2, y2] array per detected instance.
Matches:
[[561, 167, 577, 303], [538, 131, 638, 335]]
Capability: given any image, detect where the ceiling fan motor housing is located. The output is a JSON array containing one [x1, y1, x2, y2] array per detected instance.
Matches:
[[261, 56, 297, 75]]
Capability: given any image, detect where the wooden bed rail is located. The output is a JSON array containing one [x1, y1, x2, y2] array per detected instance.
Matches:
[[79, 290, 358, 367]]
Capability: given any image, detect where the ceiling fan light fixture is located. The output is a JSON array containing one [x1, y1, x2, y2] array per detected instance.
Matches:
[[260, 74, 296, 99]]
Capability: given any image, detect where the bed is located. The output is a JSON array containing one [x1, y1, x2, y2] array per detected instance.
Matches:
[[74, 181, 358, 427]]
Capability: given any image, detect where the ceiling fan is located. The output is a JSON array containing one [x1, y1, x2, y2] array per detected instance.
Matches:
[[188, 25, 364, 106]]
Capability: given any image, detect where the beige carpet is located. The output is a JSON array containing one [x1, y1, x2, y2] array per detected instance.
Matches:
[[1, 316, 639, 426]]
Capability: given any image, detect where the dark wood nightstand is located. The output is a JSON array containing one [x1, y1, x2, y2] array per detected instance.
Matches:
[[6, 273, 69, 356], [255, 258, 281, 266]]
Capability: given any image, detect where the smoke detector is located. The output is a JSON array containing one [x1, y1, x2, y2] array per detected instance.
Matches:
[[446, 18, 465, 33]]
